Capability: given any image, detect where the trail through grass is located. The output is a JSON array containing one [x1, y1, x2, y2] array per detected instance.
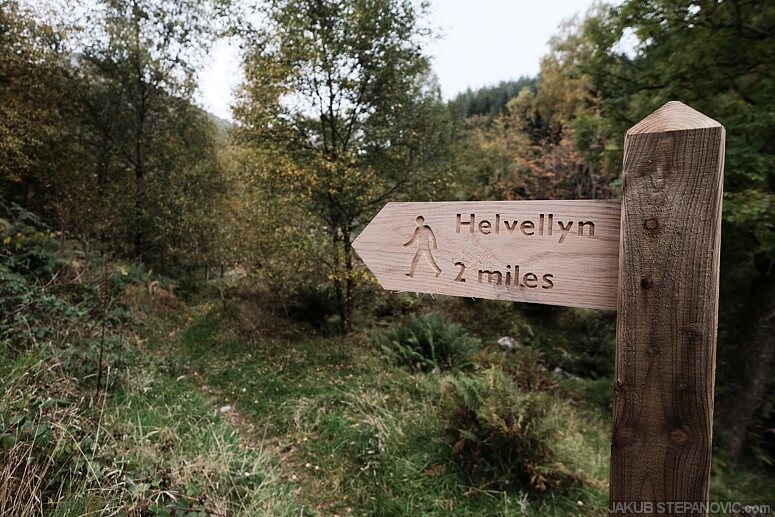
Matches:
[[150, 302, 775, 516], [159, 304, 613, 515], [0, 323, 304, 515]]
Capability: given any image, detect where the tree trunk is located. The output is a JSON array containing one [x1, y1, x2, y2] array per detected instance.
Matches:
[[133, 101, 146, 260], [134, 162, 144, 259], [717, 272, 775, 461], [330, 225, 354, 336], [341, 227, 354, 335], [333, 276, 345, 334]]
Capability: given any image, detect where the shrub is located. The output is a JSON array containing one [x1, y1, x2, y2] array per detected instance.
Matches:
[[0, 202, 135, 381], [0, 264, 86, 354], [0, 205, 87, 354], [0, 204, 64, 278], [517, 309, 615, 380], [173, 270, 206, 300], [285, 283, 339, 329], [552, 311, 615, 379], [443, 368, 587, 492], [366, 291, 422, 320], [475, 344, 557, 392], [375, 313, 480, 372]]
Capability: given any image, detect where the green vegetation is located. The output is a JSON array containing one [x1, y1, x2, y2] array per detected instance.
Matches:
[[0, 205, 301, 514], [443, 369, 591, 493], [146, 300, 773, 515], [449, 77, 537, 117], [1, 211, 773, 513], [2, 0, 774, 513], [165, 303, 613, 515], [590, 0, 775, 464], [1, 346, 300, 514], [235, 0, 455, 333], [375, 313, 479, 372]]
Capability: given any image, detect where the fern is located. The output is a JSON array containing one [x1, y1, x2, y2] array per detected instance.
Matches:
[[443, 368, 589, 492], [374, 313, 479, 372]]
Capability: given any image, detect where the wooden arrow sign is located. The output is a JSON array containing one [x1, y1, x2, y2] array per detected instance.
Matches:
[[353, 200, 621, 310]]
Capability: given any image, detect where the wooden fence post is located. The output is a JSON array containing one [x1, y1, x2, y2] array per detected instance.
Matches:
[[611, 101, 725, 515]]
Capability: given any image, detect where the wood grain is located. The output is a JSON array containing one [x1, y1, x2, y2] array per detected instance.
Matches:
[[353, 199, 621, 310], [610, 101, 725, 515]]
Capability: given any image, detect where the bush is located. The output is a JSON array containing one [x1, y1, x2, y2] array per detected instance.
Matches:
[[474, 344, 557, 392], [0, 264, 86, 354], [0, 205, 87, 354], [284, 283, 339, 329], [375, 313, 480, 372], [517, 309, 615, 380], [366, 291, 422, 320], [0, 203, 136, 382], [443, 368, 587, 492], [0, 204, 64, 278]]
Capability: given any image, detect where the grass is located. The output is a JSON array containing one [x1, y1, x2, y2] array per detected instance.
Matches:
[[0, 324, 304, 515], [88, 366, 301, 515], [151, 300, 775, 516], [161, 303, 614, 515], [7, 294, 770, 515]]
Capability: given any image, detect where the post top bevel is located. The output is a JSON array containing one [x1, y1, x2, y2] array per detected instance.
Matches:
[[627, 101, 722, 135]]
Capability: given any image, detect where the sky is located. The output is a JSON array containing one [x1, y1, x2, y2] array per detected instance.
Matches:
[[196, 0, 603, 121]]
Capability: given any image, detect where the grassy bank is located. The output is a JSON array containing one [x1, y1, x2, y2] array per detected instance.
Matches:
[[0, 318, 303, 514]]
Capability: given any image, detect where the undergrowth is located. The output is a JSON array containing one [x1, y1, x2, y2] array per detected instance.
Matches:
[[168, 303, 614, 515], [0, 205, 302, 514], [3, 204, 773, 515], [163, 298, 775, 515], [443, 368, 589, 492], [375, 312, 480, 372]]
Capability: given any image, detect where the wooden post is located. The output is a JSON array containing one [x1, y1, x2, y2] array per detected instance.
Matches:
[[611, 101, 725, 515]]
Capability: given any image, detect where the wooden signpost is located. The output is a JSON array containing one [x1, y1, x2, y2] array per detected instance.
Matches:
[[353, 101, 726, 516], [610, 102, 724, 515]]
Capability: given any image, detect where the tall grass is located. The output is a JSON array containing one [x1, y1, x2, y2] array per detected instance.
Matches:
[[0, 349, 83, 515], [0, 343, 303, 514], [443, 368, 591, 493]]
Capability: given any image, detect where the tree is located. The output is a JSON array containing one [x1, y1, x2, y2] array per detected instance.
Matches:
[[78, 0, 218, 260], [1, 0, 229, 265], [581, 0, 775, 461], [236, 0, 454, 334], [448, 77, 536, 118], [0, 1, 68, 205], [452, 13, 616, 204]]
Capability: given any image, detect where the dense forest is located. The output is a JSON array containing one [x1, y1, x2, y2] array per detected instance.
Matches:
[[448, 77, 536, 117], [1, 0, 773, 514]]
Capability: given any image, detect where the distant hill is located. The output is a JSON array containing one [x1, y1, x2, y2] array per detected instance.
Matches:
[[206, 112, 235, 133], [449, 77, 536, 118]]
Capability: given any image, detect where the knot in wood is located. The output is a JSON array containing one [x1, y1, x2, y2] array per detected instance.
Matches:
[[670, 427, 689, 445], [614, 426, 637, 446]]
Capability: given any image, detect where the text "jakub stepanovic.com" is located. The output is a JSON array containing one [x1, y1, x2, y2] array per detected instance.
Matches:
[[609, 501, 771, 514]]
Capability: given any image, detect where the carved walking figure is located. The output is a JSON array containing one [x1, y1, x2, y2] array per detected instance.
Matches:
[[404, 216, 441, 278]]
